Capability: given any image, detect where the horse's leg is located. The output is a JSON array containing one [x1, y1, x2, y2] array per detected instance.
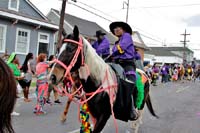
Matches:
[[85, 92, 111, 133], [138, 109, 144, 124], [131, 109, 145, 133], [60, 98, 72, 122], [92, 113, 110, 133], [131, 118, 140, 133], [131, 106, 144, 133], [60, 78, 78, 123]]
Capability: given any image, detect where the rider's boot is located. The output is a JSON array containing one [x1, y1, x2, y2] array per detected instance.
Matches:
[[129, 96, 138, 120]]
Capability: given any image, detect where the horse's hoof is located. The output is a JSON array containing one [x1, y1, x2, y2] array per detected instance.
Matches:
[[60, 115, 66, 123], [60, 117, 66, 123]]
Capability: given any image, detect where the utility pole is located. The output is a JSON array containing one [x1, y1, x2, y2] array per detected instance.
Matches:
[[180, 29, 190, 63], [123, 0, 130, 23], [57, 0, 67, 53]]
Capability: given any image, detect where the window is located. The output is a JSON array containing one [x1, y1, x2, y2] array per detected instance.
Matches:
[[8, 0, 20, 11], [0, 25, 7, 52], [40, 34, 48, 42], [15, 28, 30, 54]]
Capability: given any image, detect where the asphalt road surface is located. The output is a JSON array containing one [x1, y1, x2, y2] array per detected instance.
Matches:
[[13, 80, 200, 133]]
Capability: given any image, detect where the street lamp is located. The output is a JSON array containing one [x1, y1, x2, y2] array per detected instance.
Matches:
[[123, 0, 130, 23]]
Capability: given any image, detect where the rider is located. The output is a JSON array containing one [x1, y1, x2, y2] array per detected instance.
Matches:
[[109, 21, 138, 120], [92, 30, 110, 60]]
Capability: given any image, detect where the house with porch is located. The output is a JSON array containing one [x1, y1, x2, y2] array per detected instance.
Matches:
[[0, 0, 58, 63]]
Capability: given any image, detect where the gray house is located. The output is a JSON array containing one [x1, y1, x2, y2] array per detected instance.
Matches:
[[0, 0, 58, 63]]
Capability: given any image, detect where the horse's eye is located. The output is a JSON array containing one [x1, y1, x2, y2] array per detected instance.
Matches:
[[66, 45, 73, 52], [66, 43, 76, 52]]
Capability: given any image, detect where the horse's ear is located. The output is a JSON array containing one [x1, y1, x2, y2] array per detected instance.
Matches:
[[62, 28, 67, 38], [73, 25, 79, 41]]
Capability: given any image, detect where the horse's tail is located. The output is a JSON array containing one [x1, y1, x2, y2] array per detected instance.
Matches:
[[145, 93, 159, 118]]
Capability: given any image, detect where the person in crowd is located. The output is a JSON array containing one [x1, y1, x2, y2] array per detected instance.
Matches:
[[46, 55, 61, 104], [7, 53, 30, 104], [109, 21, 138, 120], [184, 64, 189, 79], [167, 64, 172, 82], [191, 60, 196, 70], [144, 63, 152, 80], [20, 53, 34, 102], [151, 63, 159, 86], [134, 47, 144, 71], [92, 30, 110, 60], [34, 53, 54, 115], [7, 53, 24, 116], [0, 58, 17, 133], [161, 63, 168, 83], [177, 66, 181, 80], [197, 65, 200, 81], [187, 65, 193, 80], [29, 56, 37, 75], [0, 49, 9, 62], [172, 66, 178, 81]]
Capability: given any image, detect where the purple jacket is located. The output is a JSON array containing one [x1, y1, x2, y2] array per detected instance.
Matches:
[[112, 33, 135, 60], [153, 67, 159, 73], [161, 66, 168, 75], [134, 52, 141, 60], [92, 37, 110, 56]]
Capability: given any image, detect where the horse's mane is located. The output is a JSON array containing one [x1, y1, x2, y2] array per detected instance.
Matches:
[[80, 37, 116, 88], [0, 58, 17, 133]]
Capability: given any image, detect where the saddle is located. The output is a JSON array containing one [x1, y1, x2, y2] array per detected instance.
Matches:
[[109, 63, 135, 122]]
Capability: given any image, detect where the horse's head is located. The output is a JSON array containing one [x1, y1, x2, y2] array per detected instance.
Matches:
[[50, 26, 83, 84]]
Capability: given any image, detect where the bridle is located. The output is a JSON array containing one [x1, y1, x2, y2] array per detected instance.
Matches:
[[54, 37, 84, 80]]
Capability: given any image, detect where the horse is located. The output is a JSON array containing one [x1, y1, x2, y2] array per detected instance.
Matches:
[[50, 26, 158, 133], [0, 58, 17, 133]]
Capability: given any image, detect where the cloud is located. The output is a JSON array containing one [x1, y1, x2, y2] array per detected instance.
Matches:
[[184, 14, 200, 27]]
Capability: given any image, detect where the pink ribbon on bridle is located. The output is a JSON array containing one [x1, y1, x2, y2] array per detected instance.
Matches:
[[54, 37, 84, 78]]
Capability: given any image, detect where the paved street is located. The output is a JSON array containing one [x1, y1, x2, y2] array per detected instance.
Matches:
[[13, 80, 200, 133]]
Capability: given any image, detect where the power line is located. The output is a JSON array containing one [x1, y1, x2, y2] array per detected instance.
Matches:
[[68, 1, 163, 43], [68, 2, 112, 22], [129, 3, 200, 9], [139, 33, 163, 43], [76, 0, 163, 40], [74, 1, 119, 21]]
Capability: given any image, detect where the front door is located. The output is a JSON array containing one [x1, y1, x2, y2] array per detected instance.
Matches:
[[38, 42, 48, 55], [37, 33, 49, 55]]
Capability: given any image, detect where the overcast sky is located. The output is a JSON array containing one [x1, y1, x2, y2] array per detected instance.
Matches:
[[31, 0, 200, 59]]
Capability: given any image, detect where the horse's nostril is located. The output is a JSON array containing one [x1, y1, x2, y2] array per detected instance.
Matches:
[[50, 75, 57, 84]]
